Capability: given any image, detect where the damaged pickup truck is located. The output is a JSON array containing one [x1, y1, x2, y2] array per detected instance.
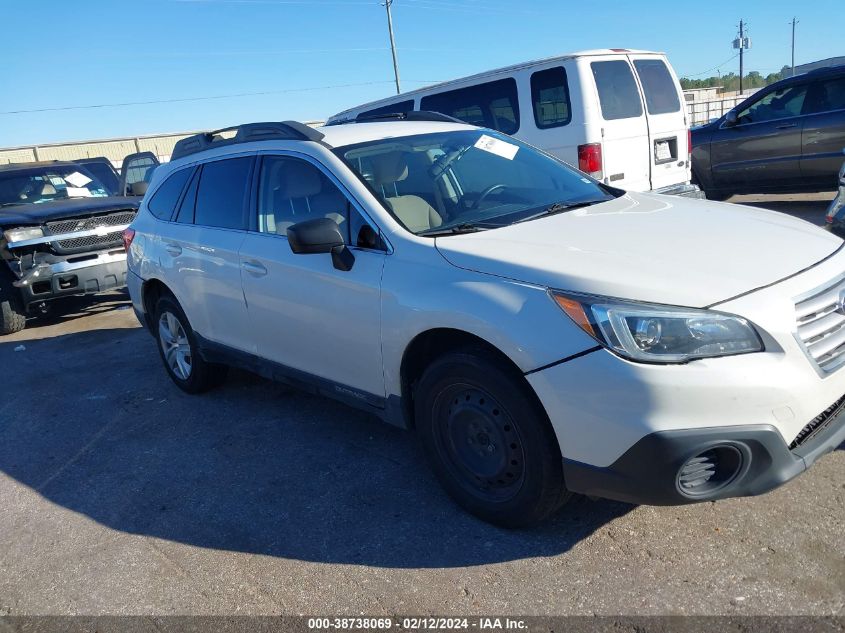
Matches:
[[0, 161, 141, 334]]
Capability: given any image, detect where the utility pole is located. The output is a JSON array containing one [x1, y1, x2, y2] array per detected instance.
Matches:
[[739, 19, 744, 94], [384, 0, 401, 94], [733, 20, 751, 94], [790, 17, 799, 77]]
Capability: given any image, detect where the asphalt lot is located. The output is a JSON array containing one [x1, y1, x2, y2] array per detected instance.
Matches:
[[0, 193, 842, 616]]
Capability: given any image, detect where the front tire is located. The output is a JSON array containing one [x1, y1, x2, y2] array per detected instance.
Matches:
[[415, 349, 571, 528], [0, 277, 26, 335], [154, 295, 227, 393]]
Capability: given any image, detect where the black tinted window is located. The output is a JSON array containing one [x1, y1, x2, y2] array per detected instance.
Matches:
[[194, 157, 252, 229], [591, 60, 643, 120], [78, 161, 119, 196], [361, 100, 414, 118], [148, 168, 192, 219], [633, 59, 680, 114], [531, 67, 571, 128], [806, 76, 845, 114], [420, 78, 520, 134]]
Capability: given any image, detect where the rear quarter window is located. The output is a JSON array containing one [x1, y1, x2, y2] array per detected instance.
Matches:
[[633, 59, 681, 115], [531, 67, 572, 128], [148, 168, 192, 220], [591, 60, 643, 120]]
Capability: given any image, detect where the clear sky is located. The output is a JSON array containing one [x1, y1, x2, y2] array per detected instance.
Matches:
[[0, 0, 839, 147]]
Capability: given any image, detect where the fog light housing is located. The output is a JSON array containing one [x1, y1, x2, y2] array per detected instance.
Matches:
[[677, 445, 743, 497]]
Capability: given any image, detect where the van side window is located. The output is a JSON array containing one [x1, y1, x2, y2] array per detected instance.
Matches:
[[420, 78, 520, 134], [148, 167, 192, 220], [591, 61, 643, 120], [194, 157, 252, 230], [633, 59, 681, 115], [361, 99, 414, 118], [530, 67, 571, 128]]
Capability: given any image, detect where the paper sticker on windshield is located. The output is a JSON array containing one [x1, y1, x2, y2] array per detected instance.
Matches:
[[474, 134, 519, 160], [65, 186, 92, 198], [65, 171, 92, 188]]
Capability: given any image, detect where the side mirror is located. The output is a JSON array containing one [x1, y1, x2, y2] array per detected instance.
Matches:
[[287, 217, 355, 271], [724, 110, 738, 128]]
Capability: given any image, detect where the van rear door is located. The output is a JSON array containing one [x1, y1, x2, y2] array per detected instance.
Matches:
[[587, 55, 651, 191], [628, 53, 690, 191]]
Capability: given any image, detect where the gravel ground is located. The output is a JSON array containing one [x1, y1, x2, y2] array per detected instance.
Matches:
[[0, 194, 842, 617]]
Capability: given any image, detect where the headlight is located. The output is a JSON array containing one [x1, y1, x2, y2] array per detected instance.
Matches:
[[551, 291, 763, 363], [3, 226, 43, 244]]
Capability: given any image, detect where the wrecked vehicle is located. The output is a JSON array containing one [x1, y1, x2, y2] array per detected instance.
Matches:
[[0, 161, 140, 334]]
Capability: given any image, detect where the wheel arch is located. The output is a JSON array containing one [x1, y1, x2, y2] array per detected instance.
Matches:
[[140, 277, 174, 332], [398, 327, 544, 430]]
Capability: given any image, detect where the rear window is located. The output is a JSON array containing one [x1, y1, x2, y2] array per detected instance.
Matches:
[[633, 59, 681, 115], [420, 78, 520, 134], [531, 67, 571, 128], [591, 60, 643, 120], [148, 167, 192, 220], [360, 99, 414, 118], [194, 157, 252, 230]]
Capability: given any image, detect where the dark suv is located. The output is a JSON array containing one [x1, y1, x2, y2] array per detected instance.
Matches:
[[691, 65, 845, 200]]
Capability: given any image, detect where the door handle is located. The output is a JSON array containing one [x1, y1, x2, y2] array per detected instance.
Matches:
[[242, 260, 268, 277], [776, 123, 798, 129], [164, 242, 182, 257]]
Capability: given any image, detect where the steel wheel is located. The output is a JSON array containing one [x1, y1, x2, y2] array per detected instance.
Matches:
[[158, 311, 192, 380], [432, 385, 525, 502]]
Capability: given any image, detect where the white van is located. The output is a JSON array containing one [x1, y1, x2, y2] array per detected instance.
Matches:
[[328, 49, 701, 197]]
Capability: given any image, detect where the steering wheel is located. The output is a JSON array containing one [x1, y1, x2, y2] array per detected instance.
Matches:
[[468, 183, 507, 210]]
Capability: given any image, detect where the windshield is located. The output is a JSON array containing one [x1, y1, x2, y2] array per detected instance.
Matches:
[[335, 129, 618, 236], [0, 165, 110, 208]]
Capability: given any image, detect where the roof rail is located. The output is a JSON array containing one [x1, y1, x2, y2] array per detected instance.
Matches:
[[327, 110, 467, 126], [170, 121, 325, 160]]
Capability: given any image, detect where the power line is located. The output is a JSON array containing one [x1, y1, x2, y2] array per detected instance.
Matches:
[[681, 53, 739, 78], [0, 80, 441, 116]]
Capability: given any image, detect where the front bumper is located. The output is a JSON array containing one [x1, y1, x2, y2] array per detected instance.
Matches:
[[14, 251, 127, 307], [562, 408, 845, 505], [653, 182, 705, 198]]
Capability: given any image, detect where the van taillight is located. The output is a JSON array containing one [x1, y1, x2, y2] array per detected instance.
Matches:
[[687, 129, 692, 161], [122, 228, 136, 251], [578, 143, 603, 178]]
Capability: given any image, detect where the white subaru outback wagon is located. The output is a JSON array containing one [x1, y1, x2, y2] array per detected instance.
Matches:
[[126, 113, 845, 527]]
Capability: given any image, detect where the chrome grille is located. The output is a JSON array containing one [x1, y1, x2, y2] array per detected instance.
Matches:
[[795, 276, 845, 373], [45, 211, 135, 252]]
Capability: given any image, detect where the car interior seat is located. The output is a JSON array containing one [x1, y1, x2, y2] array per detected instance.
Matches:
[[369, 151, 443, 232]]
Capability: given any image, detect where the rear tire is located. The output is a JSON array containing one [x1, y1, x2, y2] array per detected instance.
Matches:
[[415, 348, 572, 528], [705, 189, 732, 202], [0, 277, 26, 335], [154, 295, 227, 393]]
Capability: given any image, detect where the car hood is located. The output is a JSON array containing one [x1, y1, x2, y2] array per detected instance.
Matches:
[[435, 192, 843, 307], [0, 197, 139, 227]]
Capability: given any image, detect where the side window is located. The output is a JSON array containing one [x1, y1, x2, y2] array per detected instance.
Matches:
[[591, 60, 643, 120], [420, 78, 520, 134], [148, 168, 192, 220], [805, 77, 845, 114], [736, 84, 809, 124], [194, 157, 252, 230], [633, 59, 681, 115], [175, 168, 199, 224], [531, 67, 571, 128], [257, 157, 381, 249], [361, 99, 414, 118]]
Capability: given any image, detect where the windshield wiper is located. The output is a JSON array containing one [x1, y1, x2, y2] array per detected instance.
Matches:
[[513, 198, 611, 225], [418, 222, 492, 237]]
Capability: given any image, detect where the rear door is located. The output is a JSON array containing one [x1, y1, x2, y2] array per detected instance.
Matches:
[[587, 56, 651, 191], [800, 74, 845, 189], [629, 54, 690, 191], [119, 151, 160, 196]]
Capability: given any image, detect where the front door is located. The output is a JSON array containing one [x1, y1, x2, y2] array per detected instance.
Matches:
[[710, 81, 810, 192], [238, 154, 387, 400]]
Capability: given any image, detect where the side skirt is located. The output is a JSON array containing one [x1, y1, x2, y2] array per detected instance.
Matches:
[[193, 334, 409, 429]]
